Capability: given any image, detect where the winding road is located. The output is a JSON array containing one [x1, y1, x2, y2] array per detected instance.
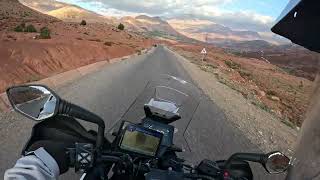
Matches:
[[0, 46, 283, 179]]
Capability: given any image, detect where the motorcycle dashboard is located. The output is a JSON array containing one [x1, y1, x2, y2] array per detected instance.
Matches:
[[118, 123, 163, 157]]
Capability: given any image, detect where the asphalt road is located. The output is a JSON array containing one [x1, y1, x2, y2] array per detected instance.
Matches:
[[15, 95, 53, 119], [0, 46, 283, 179]]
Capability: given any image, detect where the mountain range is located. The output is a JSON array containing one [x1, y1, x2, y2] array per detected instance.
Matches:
[[167, 19, 261, 42], [19, 0, 116, 23], [18, 0, 287, 46], [119, 15, 199, 43]]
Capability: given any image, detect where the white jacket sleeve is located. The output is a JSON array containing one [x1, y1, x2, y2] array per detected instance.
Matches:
[[4, 147, 60, 180]]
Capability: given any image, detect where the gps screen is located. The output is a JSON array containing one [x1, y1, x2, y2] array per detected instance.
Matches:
[[120, 124, 162, 156]]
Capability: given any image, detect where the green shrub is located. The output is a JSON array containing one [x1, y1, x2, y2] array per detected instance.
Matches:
[[80, 20, 86, 26], [117, 23, 125, 30], [24, 24, 37, 32], [225, 60, 241, 69], [14, 25, 24, 32], [14, 23, 37, 33], [21, 22, 26, 29], [266, 90, 277, 96], [24, 12, 29, 17], [104, 41, 113, 46], [39, 27, 51, 39], [206, 63, 218, 69], [251, 101, 272, 113], [238, 69, 251, 78]]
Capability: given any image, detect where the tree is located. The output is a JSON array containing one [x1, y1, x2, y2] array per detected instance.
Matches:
[[14, 23, 25, 32], [14, 25, 24, 32], [80, 20, 87, 26], [14, 23, 37, 33], [117, 23, 124, 30], [39, 27, 51, 39], [21, 22, 26, 29]]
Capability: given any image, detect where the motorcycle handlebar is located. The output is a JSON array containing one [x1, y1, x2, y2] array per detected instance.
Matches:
[[183, 173, 216, 180], [58, 100, 105, 149], [76, 151, 218, 180], [99, 154, 216, 180], [100, 155, 121, 162]]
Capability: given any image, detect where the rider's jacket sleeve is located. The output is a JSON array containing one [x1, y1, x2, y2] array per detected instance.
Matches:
[[4, 147, 60, 180]]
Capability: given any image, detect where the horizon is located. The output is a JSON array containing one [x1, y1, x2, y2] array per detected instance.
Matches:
[[0, 1, 318, 178], [55, 0, 290, 35]]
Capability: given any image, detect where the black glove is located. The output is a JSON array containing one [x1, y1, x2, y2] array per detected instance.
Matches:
[[28, 140, 71, 174]]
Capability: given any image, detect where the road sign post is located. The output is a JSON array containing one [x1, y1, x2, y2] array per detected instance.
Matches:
[[201, 48, 207, 62]]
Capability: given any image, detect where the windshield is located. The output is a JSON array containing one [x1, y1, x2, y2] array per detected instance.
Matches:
[[108, 75, 201, 152]]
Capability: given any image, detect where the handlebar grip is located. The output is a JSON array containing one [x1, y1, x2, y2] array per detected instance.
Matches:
[[67, 147, 76, 168], [101, 155, 121, 162], [225, 153, 265, 169]]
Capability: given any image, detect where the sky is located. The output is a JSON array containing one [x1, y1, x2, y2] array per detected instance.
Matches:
[[56, 0, 290, 33]]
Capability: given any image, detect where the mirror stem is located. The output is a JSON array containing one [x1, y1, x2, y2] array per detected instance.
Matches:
[[225, 153, 265, 169], [58, 100, 105, 150]]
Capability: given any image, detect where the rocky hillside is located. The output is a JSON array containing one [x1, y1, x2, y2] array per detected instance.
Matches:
[[19, 0, 116, 23], [121, 15, 179, 35], [168, 19, 261, 43], [0, 0, 155, 92], [218, 40, 275, 52], [0, 0, 57, 22], [120, 15, 197, 43], [19, 0, 67, 12], [171, 43, 314, 127], [47, 6, 112, 23], [231, 43, 319, 81], [208, 38, 319, 81]]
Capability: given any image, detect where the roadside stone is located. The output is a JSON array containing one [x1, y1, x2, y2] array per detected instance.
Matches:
[[270, 96, 280, 101], [260, 91, 266, 97]]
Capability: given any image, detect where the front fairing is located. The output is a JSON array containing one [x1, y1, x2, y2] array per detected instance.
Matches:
[[107, 75, 201, 153]]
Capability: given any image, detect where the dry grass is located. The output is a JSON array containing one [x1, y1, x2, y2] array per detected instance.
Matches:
[[171, 44, 313, 127]]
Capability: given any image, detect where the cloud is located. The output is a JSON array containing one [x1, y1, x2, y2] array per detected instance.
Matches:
[[204, 11, 274, 31], [167, 6, 274, 32], [58, 0, 275, 32]]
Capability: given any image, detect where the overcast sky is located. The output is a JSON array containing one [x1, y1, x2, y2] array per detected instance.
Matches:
[[56, 0, 290, 33]]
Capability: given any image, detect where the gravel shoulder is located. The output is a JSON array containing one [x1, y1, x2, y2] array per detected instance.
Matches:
[[168, 47, 298, 155]]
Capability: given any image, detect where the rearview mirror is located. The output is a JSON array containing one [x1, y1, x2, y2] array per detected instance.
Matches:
[[6, 85, 59, 121], [264, 151, 290, 174]]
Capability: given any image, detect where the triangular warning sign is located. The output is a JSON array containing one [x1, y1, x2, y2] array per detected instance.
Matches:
[[201, 48, 207, 54]]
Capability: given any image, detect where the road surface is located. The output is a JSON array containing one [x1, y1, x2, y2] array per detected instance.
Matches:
[[15, 94, 54, 119], [0, 46, 282, 179]]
